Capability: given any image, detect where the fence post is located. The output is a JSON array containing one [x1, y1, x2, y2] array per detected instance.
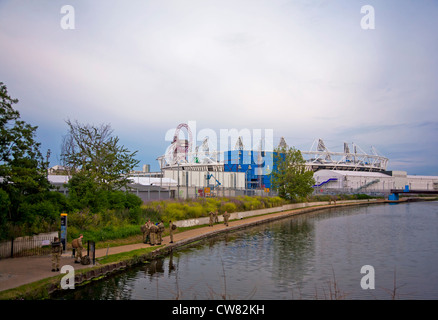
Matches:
[[87, 240, 96, 265], [10, 237, 14, 258]]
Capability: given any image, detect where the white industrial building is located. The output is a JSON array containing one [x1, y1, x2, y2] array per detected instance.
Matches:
[[162, 167, 245, 190], [313, 170, 438, 194]]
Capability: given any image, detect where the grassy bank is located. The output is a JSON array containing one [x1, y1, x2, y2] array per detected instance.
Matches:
[[67, 195, 287, 244]]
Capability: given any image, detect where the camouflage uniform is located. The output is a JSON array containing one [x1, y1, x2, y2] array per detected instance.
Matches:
[[51, 237, 62, 271], [209, 211, 214, 227], [169, 220, 175, 243], [141, 222, 151, 244], [223, 211, 230, 226], [149, 224, 158, 246], [146, 220, 152, 243], [72, 235, 83, 263]]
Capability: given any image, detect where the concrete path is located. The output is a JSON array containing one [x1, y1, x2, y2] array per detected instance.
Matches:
[[0, 201, 382, 294]]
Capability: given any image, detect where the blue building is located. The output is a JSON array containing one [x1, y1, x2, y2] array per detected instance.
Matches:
[[223, 150, 276, 189]]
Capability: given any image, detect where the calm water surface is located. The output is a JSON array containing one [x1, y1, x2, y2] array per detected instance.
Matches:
[[55, 201, 438, 300]]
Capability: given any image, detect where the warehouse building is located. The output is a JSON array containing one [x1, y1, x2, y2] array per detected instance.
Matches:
[[313, 170, 438, 194]]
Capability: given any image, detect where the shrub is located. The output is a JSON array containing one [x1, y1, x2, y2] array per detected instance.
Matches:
[[240, 196, 262, 211], [125, 192, 143, 208], [221, 202, 237, 213], [140, 205, 161, 222], [78, 223, 141, 242], [184, 202, 205, 219], [163, 203, 186, 221]]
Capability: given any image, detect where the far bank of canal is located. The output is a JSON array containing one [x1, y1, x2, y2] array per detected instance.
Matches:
[[52, 199, 438, 300]]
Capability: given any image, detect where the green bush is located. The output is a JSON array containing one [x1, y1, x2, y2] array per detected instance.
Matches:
[[221, 202, 237, 213], [71, 223, 141, 243], [184, 202, 205, 219], [125, 192, 143, 208], [241, 196, 262, 211], [163, 203, 186, 221], [140, 205, 161, 222], [107, 191, 126, 210], [65, 195, 290, 243]]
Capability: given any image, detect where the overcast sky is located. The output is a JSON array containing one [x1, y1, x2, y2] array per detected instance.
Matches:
[[1, 0, 437, 174]]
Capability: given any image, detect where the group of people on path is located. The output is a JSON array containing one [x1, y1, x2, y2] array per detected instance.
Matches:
[[141, 220, 176, 246], [209, 210, 230, 227], [50, 211, 232, 271]]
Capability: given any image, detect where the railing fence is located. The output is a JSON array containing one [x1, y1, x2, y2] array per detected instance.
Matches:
[[0, 232, 59, 259]]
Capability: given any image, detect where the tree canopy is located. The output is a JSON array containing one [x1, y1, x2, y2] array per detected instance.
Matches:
[[60, 120, 140, 211], [61, 119, 139, 191], [0, 82, 63, 238], [271, 146, 315, 202], [0, 83, 143, 239]]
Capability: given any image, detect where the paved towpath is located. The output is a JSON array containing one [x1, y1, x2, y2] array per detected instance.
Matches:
[[0, 200, 384, 293]]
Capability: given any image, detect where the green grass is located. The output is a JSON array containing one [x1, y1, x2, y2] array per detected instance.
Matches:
[[97, 245, 164, 265]]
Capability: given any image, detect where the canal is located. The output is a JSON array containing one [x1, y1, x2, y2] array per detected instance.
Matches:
[[54, 201, 438, 300]]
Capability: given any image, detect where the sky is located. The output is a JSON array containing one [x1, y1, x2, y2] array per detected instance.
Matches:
[[0, 0, 437, 175]]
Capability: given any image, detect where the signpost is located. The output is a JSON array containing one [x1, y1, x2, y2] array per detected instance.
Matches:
[[60, 213, 67, 251]]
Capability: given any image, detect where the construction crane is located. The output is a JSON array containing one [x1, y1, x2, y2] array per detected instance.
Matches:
[[206, 173, 221, 189]]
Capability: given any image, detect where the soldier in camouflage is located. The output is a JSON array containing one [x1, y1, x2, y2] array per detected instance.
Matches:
[[149, 223, 158, 246], [209, 211, 214, 227], [223, 211, 230, 227], [72, 234, 83, 263], [157, 220, 165, 245], [169, 220, 176, 243], [51, 236, 63, 272]]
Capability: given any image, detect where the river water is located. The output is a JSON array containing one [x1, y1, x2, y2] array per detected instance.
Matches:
[[54, 201, 438, 300]]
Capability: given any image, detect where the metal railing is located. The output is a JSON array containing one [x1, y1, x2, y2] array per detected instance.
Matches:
[[0, 232, 59, 259]]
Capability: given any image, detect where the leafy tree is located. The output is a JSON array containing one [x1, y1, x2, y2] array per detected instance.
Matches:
[[61, 120, 140, 211], [0, 82, 63, 238], [61, 119, 139, 191], [271, 146, 315, 202]]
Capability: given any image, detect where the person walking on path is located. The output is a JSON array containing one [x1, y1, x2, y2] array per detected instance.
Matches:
[[169, 220, 176, 243], [51, 236, 62, 272], [223, 211, 230, 227], [72, 234, 83, 263], [209, 211, 214, 227], [146, 219, 152, 244]]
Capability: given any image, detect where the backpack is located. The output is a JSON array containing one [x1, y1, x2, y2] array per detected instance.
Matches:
[[81, 255, 91, 265], [72, 238, 79, 248], [51, 241, 61, 253]]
